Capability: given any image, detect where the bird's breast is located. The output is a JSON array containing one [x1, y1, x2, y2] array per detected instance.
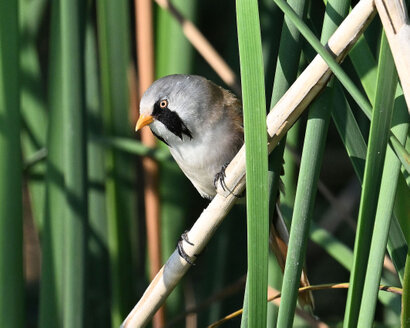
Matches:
[[169, 126, 242, 199]]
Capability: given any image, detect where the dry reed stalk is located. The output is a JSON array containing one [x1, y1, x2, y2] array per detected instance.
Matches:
[[375, 0, 410, 112], [122, 1, 376, 326], [154, 0, 241, 94], [209, 282, 402, 328], [135, 0, 164, 326], [206, 286, 329, 328]]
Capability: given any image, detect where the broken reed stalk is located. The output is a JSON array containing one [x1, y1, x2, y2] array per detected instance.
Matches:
[[121, 0, 376, 326], [375, 0, 410, 112], [154, 0, 241, 94]]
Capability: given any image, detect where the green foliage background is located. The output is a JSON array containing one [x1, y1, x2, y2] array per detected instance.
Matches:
[[0, 0, 408, 327]]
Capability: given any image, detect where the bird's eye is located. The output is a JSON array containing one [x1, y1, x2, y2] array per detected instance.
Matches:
[[159, 99, 168, 109]]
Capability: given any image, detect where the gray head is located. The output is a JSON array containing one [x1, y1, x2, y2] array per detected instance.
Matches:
[[136, 74, 224, 145]]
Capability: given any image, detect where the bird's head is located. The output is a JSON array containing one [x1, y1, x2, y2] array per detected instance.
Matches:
[[136, 74, 223, 146], [135, 75, 207, 144]]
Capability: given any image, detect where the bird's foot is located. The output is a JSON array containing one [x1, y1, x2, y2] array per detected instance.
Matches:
[[214, 163, 240, 198], [177, 230, 195, 265]]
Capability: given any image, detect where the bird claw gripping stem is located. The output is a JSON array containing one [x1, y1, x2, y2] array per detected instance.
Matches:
[[177, 230, 196, 265], [214, 162, 241, 198]]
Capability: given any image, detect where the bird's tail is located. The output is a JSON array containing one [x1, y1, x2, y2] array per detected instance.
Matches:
[[269, 204, 314, 311]]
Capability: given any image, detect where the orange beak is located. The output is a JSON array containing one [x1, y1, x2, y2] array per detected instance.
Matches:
[[135, 114, 154, 131]]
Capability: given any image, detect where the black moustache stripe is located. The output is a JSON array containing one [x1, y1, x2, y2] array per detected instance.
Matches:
[[151, 130, 169, 146], [152, 101, 192, 140]]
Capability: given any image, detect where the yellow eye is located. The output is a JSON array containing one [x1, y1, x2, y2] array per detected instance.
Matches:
[[159, 99, 168, 109]]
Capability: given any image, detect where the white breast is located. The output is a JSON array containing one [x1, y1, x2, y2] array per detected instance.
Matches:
[[169, 120, 241, 199]]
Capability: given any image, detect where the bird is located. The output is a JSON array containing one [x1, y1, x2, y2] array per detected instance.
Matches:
[[136, 74, 243, 199], [136, 74, 313, 309]]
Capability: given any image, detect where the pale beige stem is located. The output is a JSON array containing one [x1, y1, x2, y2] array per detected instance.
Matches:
[[375, 0, 410, 113], [122, 1, 376, 327]]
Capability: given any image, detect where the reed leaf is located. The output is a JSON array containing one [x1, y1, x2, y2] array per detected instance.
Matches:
[[343, 32, 398, 328], [236, 0, 269, 325], [344, 25, 409, 283], [358, 85, 409, 326]]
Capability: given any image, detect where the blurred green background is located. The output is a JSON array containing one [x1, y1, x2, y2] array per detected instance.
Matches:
[[0, 0, 408, 327]]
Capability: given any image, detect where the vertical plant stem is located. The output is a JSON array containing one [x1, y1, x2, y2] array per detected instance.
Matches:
[[343, 32, 398, 328], [344, 29, 409, 283], [277, 1, 350, 326], [358, 86, 409, 326], [265, 0, 307, 324], [97, 0, 137, 325], [38, 2, 65, 326], [236, 0, 269, 326], [19, 0, 48, 231], [0, 1, 24, 327], [85, 12, 110, 326], [59, 0, 87, 326], [135, 0, 164, 326]]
